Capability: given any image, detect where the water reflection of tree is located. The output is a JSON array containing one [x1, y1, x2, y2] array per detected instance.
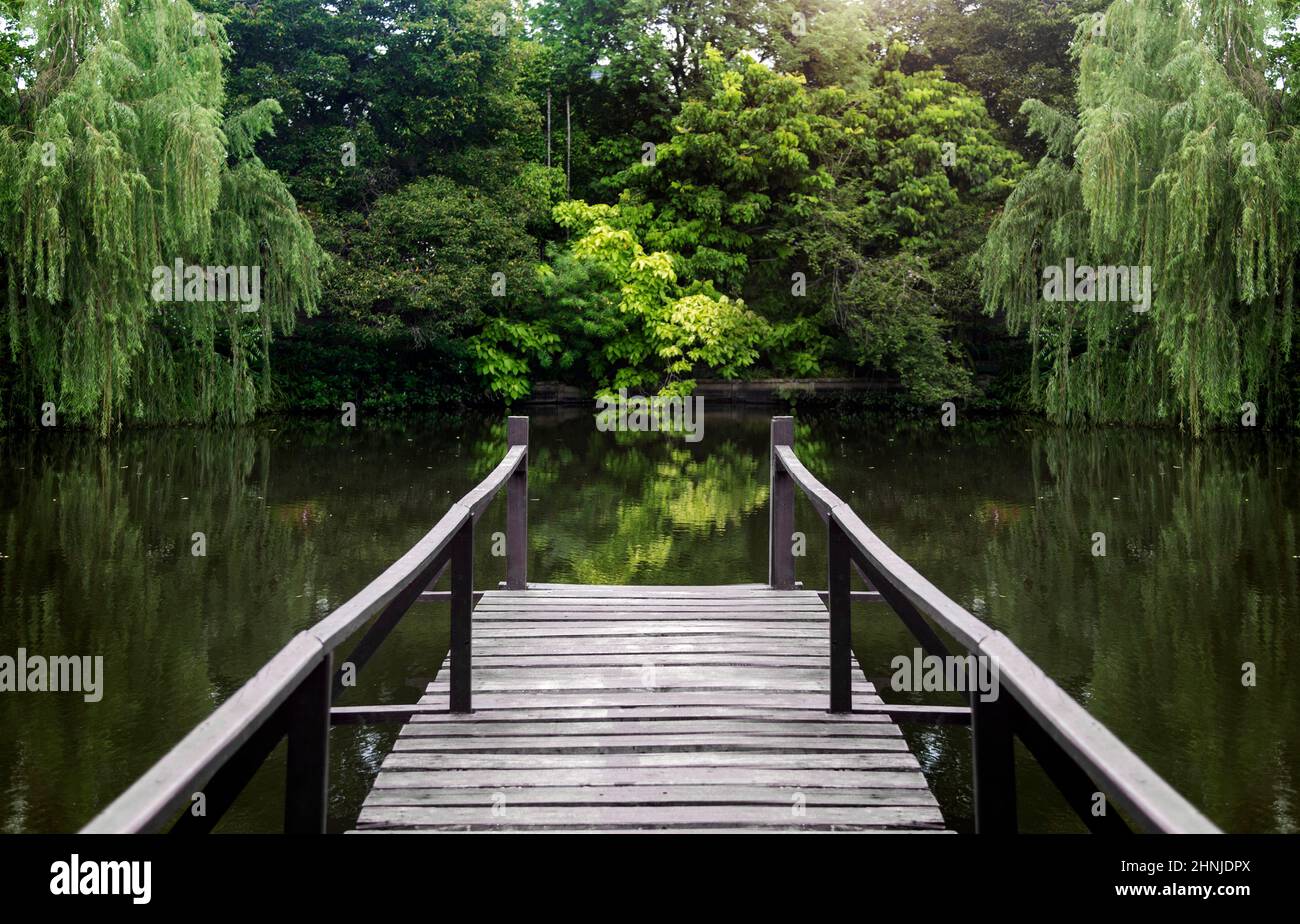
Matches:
[[792, 417, 1298, 833], [0, 429, 317, 832], [0, 418, 510, 833], [529, 421, 771, 585], [979, 429, 1300, 833], [5, 413, 1293, 834]]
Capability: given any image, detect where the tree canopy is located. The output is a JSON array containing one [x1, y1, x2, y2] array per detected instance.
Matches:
[[4, 0, 1300, 431], [0, 0, 322, 434], [980, 0, 1300, 434]]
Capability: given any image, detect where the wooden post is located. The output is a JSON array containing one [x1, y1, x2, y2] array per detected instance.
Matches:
[[449, 519, 474, 712], [769, 417, 795, 590], [972, 693, 1018, 832], [506, 416, 528, 590], [827, 518, 852, 713], [284, 654, 331, 833]]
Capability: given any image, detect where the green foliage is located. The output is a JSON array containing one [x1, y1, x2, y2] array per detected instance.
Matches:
[[269, 321, 478, 414], [16, 0, 1270, 425], [557, 45, 1021, 402], [199, 0, 555, 406], [550, 198, 767, 394], [470, 314, 562, 401], [0, 0, 322, 434], [980, 0, 1300, 434], [876, 0, 1108, 158], [201, 0, 543, 211], [327, 175, 544, 342]]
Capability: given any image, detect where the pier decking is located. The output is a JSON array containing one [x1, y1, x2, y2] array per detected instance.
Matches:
[[83, 416, 1220, 835], [351, 584, 945, 832]]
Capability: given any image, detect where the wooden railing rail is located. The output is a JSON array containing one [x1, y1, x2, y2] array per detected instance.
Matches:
[[82, 417, 529, 834], [767, 416, 1218, 834]]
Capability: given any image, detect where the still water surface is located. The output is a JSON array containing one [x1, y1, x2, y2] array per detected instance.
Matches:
[[1, 409, 1296, 832]]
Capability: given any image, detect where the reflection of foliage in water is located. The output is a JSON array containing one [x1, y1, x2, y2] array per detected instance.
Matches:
[[977, 429, 1300, 834], [0, 417, 508, 833], [530, 420, 770, 585], [789, 415, 1298, 833], [0, 429, 318, 832], [3, 412, 1295, 834]]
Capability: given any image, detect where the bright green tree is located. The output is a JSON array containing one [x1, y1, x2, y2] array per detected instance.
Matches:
[[541, 198, 768, 396], [0, 0, 322, 434], [593, 46, 1020, 401]]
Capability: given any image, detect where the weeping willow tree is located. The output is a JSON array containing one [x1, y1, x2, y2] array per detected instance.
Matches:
[[0, 0, 322, 434], [980, 0, 1300, 434]]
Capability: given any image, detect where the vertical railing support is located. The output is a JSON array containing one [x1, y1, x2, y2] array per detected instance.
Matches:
[[506, 416, 529, 590], [769, 416, 795, 590], [972, 693, 1018, 832], [827, 517, 852, 713], [449, 518, 475, 713], [284, 653, 332, 833]]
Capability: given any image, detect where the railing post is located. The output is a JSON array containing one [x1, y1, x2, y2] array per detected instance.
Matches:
[[971, 693, 1018, 832], [450, 518, 474, 712], [506, 416, 528, 590], [284, 653, 331, 833], [827, 516, 852, 712], [769, 416, 795, 590]]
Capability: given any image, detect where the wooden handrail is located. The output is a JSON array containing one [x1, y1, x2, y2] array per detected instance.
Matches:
[[82, 633, 325, 834], [768, 416, 1219, 834], [82, 416, 530, 834]]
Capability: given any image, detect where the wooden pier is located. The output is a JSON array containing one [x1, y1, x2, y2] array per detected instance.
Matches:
[[349, 584, 945, 832], [84, 416, 1219, 835]]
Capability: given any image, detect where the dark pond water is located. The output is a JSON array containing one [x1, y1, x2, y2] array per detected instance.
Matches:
[[1, 409, 1296, 833]]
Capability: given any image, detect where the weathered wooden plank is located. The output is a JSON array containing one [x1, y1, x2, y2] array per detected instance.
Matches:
[[407, 705, 890, 723], [370, 767, 932, 789], [470, 639, 834, 654], [348, 827, 953, 834], [397, 718, 903, 738], [425, 675, 878, 692], [472, 613, 828, 621], [431, 665, 875, 683], [378, 752, 921, 770], [334, 702, 958, 726], [416, 692, 885, 709], [362, 786, 938, 807], [502, 584, 774, 595], [471, 624, 830, 637], [350, 584, 948, 833], [390, 734, 913, 753], [472, 602, 830, 610], [355, 804, 945, 829], [466, 654, 832, 668], [426, 678, 873, 694], [475, 594, 826, 603]]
